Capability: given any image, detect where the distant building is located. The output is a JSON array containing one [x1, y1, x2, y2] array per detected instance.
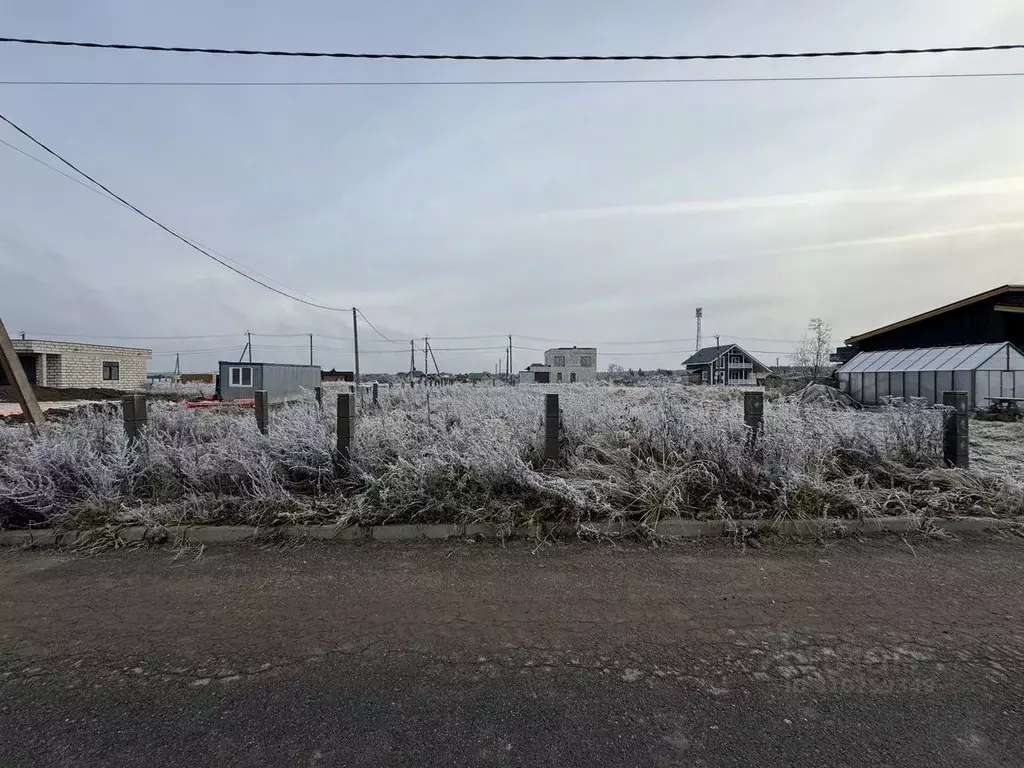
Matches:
[[519, 347, 597, 384], [321, 369, 355, 383], [682, 345, 771, 386], [216, 361, 320, 403], [0, 338, 151, 390]]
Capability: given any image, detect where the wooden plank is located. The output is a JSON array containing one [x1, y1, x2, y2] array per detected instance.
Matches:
[[0, 317, 45, 431]]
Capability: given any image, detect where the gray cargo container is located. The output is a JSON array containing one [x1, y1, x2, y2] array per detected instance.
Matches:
[[217, 361, 321, 403]]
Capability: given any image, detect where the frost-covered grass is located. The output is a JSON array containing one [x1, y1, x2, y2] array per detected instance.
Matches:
[[1, 384, 1022, 531]]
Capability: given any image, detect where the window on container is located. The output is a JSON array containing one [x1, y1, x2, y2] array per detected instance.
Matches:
[[102, 361, 119, 381], [579, 355, 592, 367], [230, 366, 253, 387], [556, 372, 563, 383], [570, 372, 577, 383], [553, 355, 565, 367]]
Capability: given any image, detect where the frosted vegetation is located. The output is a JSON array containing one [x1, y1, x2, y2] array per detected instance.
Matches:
[[1, 384, 1021, 531]]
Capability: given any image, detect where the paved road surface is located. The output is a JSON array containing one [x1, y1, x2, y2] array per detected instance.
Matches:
[[2, 535, 1023, 766]]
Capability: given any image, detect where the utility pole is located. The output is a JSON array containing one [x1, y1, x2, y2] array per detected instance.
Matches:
[[309, 333, 314, 366], [423, 337, 429, 379], [174, 353, 180, 381], [351, 308, 361, 395], [427, 338, 441, 379], [247, 330, 252, 363], [0, 317, 44, 431], [508, 335, 513, 381], [695, 307, 703, 352], [410, 340, 415, 374]]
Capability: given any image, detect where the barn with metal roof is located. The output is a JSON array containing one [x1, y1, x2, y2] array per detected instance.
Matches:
[[845, 284, 1024, 353]]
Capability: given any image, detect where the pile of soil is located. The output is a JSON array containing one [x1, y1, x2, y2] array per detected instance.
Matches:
[[793, 383, 862, 409], [0, 386, 128, 403]]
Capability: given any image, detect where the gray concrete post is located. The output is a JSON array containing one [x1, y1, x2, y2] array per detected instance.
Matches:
[[943, 391, 969, 468], [121, 394, 148, 443], [372, 382, 379, 406], [314, 386, 323, 408], [254, 390, 270, 435], [544, 393, 560, 462], [336, 393, 355, 472], [743, 391, 764, 447]]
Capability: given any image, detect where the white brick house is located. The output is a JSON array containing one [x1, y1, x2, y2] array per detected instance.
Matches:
[[519, 346, 597, 384], [1, 339, 151, 390]]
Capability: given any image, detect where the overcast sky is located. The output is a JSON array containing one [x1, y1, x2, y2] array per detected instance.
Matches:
[[2, 0, 1024, 374]]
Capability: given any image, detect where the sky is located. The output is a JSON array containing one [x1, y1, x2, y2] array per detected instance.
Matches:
[[1, 0, 1024, 374]]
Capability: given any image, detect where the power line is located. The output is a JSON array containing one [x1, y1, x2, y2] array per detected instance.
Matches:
[[3, 71, 1024, 87], [355, 309, 402, 344], [2, 36, 1023, 61], [26, 331, 242, 341], [0, 112, 353, 313], [0, 136, 337, 304]]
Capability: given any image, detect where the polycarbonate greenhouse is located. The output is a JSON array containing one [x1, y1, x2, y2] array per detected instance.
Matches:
[[837, 342, 1024, 408]]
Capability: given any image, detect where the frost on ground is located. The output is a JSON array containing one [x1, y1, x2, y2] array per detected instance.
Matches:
[[0, 385, 1022, 530]]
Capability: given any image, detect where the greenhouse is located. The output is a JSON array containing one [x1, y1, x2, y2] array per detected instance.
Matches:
[[837, 342, 1024, 408]]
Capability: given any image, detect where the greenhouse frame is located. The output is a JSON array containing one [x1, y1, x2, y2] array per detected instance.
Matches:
[[837, 342, 1024, 408]]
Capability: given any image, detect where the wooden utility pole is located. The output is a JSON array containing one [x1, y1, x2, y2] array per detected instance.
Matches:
[[0, 317, 45, 431], [247, 330, 252, 363], [508, 335, 513, 381], [309, 333, 314, 366], [410, 340, 415, 375], [351, 308, 361, 396], [423, 337, 429, 379], [427, 338, 441, 379]]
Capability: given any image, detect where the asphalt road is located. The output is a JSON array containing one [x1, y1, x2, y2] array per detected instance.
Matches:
[[2, 534, 1023, 767]]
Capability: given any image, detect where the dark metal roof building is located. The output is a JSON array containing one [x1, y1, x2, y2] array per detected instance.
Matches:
[[846, 284, 1024, 352]]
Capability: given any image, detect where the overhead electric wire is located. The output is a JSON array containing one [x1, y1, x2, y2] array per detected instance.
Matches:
[[0, 112, 353, 312], [2, 36, 1023, 61], [26, 331, 242, 341], [355, 309, 402, 344], [4, 71, 1024, 87]]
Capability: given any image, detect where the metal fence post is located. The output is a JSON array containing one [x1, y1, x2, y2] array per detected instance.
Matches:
[[372, 382, 379, 406], [544, 393, 560, 462], [314, 386, 323, 408], [254, 390, 269, 435], [121, 394, 148, 443], [943, 391, 969, 468], [743, 391, 764, 448], [336, 393, 355, 473]]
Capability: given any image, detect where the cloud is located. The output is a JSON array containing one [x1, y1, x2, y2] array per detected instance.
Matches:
[[539, 177, 1024, 221], [749, 220, 1024, 257]]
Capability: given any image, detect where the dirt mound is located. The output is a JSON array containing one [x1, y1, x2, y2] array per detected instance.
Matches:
[[794, 383, 861, 409], [0, 386, 130, 403]]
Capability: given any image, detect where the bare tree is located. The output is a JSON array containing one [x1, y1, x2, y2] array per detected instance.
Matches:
[[607, 363, 625, 374], [794, 317, 833, 381]]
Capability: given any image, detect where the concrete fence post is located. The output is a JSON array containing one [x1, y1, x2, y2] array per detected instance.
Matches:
[[544, 393, 560, 462], [254, 390, 270, 435], [943, 391, 969, 468], [336, 393, 355, 473], [372, 382, 379, 406], [743, 391, 764, 448], [314, 386, 323, 408], [121, 394, 148, 443]]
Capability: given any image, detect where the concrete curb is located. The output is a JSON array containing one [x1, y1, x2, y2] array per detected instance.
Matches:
[[1, 516, 1020, 548]]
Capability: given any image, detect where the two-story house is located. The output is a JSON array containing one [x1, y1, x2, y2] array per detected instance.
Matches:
[[519, 346, 597, 384], [682, 344, 771, 385]]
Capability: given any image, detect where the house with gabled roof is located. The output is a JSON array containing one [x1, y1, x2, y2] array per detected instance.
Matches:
[[682, 344, 772, 386]]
